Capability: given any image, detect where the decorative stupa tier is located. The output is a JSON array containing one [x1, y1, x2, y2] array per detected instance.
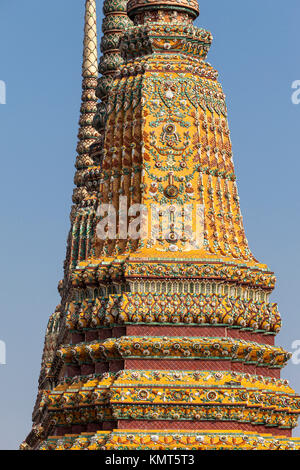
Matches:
[[22, 0, 300, 450]]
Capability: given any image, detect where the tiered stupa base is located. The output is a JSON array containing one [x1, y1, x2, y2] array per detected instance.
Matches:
[[41, 430, 300, 450]]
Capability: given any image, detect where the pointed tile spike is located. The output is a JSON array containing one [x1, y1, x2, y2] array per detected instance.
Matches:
[[82, 0, 98, 78], [75, 0, 99, 163]]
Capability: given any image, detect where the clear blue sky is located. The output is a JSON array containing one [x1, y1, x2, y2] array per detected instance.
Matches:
[[0, 0, 300, 450]]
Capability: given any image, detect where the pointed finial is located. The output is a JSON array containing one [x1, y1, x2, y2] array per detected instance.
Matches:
[[82, 0, 98, 78]]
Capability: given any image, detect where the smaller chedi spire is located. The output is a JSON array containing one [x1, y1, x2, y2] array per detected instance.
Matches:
[[72, 0, 99, 207]]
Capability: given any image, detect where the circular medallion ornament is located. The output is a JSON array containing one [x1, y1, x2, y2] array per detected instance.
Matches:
[[164, 123, 176, 134], [164, 184, 179, 198], [166, 231, 179, 243], [206, 390, 218, 401]]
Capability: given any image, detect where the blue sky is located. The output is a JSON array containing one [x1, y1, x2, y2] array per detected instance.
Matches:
[[0, 0, 300, 449]]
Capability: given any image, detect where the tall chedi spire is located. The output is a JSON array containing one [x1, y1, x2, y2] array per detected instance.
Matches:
[[23, 0, 300, 451]]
